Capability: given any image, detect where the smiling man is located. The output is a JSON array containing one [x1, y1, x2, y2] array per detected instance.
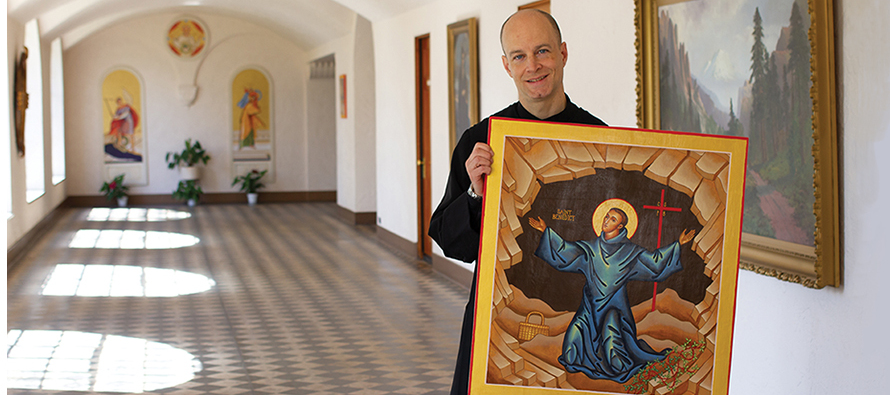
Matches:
[[428, 9, 608, 395]]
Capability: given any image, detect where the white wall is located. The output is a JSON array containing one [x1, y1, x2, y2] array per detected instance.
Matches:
[[353, 15, 377, 214], [328, 14, 377, 214], [306, 74, 337, 191], [7, 17, 68, 249], [374, 0, 889, 393], [373, 0, 637, 258], [62, 13, 312, 196]]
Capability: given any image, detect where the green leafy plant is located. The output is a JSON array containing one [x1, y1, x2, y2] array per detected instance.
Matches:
[[99, 174, 129, 201], [623, 338, 707, 394], [172, 180, 204, 202], [232, 169, 268, 193], [166, 138, 211, 169]]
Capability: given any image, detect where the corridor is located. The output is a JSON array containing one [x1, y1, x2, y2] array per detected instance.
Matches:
[[7, 203, 467, 394]]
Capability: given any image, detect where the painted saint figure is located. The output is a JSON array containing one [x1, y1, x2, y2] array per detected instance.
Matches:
[[108, 96, 138, 154], [528, 199, 695, 383], [238, 89, 265, 149]]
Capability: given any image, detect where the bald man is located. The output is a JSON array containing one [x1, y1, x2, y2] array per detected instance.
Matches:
[[429, 9, 607, 394]]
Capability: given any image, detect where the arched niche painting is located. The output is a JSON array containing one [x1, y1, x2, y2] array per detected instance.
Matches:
[[231, 68, 274, 180], [470, 119, 747, 395], [102, 69, 144, 164]]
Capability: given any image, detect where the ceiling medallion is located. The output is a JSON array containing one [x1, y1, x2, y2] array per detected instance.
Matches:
[[167, 17, 207, 58]]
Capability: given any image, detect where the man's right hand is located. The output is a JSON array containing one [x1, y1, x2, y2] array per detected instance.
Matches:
[[465, 142, 494, 197]]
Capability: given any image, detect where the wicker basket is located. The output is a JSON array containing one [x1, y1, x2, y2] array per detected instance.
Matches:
[[518, 311, 549, 341]]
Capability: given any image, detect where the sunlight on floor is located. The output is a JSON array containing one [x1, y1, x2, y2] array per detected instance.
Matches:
[[86, 208, 191, 222], [41, 264, 216, 297], [69, 230, 199, 249], [7, 330, 202, 393]]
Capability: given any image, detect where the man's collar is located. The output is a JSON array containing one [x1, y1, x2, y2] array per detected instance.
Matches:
[[516, 94, 574, 120]]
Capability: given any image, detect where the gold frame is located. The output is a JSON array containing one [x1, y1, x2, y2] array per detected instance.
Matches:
[[471, 119, 747, 394], [635, 0, 840, 288], [447, 17, 480, 153]]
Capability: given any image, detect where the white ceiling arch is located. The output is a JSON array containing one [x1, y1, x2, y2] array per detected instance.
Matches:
[[7, 0, 439, 50]]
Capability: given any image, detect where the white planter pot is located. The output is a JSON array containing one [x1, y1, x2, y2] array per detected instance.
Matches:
[[187, 198, 197, 207], [116, 196, 128, 207], [247, 193, 258, 206], [179, 166, 201, 180]]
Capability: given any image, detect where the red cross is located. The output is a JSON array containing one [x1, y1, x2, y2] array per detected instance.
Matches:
[[643, 189, 682, 312]]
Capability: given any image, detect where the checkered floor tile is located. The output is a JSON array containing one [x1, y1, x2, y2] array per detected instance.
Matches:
[[7, 203, 468, 394]]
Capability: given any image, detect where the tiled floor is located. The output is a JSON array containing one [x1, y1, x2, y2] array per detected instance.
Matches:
[[7, 203, 468, 394]]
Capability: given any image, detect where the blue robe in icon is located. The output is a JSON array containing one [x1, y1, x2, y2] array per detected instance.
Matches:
[[534, 227, 683, 383]]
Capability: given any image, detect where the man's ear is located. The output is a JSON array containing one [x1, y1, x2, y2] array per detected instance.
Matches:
[[502, 55, 513, 78], [560, 42, 568, 66]]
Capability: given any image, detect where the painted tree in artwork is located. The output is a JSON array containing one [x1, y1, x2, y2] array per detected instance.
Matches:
[[749, 8, 769, 84], [783, 1, 816, 239], [748, 7, 769, 166], [727, 99, 744, 137]]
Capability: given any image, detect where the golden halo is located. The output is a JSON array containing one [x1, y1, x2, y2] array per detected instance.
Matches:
[[591, 198, 638, 238]]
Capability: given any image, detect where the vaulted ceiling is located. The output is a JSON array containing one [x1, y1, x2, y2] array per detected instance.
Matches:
[[7, 0, 438, 50]]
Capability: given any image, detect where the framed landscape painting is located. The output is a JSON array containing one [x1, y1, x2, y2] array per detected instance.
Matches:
[[635, 0, 840, 288], [469, 118, 747, 395]]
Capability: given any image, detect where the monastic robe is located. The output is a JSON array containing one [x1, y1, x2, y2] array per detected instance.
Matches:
[[428, 96, 606, 395], [535, 226, 683, 383]]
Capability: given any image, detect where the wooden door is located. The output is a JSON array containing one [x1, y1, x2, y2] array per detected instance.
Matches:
[[416, 35, 432, 259]]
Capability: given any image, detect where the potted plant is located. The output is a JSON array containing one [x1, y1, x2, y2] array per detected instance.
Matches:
[[166, 138, 211, 180], [100, 174, 130, 207], [172, 180, 204, 207], [232, 169, 268, 206]]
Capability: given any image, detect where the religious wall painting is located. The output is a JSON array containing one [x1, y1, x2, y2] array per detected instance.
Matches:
[[14, 47, 28, 157], [103, 69, 144, 163], [447, 17, 479, 153], [339, 74, 347, 119], [232, 68, 272, 162], [636, 0, 839, 288], [167, 17, 208, 58], [470, 119, 747, 395]]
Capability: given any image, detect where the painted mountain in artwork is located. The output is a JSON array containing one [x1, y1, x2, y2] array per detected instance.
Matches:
[[657, 1, 815, 246]]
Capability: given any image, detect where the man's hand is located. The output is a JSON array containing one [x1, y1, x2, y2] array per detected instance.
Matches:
[[679, 229, 696, 245], [465, 143, 494, 197], [529, 216, 546, 232]]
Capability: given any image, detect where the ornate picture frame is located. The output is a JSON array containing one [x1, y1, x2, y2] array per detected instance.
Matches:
[[14, 48, 29, 157], [470, 119, 747, 394], [447, 17, 480, 153], [635, 0, 840, 288]]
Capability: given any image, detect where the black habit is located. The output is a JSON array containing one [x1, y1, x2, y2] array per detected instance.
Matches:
[[428, 95, 606, 395]]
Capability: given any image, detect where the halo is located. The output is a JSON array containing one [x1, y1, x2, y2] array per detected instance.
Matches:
[[591, 198, 638, 238]]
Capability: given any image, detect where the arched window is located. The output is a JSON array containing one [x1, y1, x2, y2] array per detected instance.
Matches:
[[50, 38, 65, 185], [24, 19, 45, 203]]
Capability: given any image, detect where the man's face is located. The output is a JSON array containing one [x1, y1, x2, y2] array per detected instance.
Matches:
[[602, 209, 625, 235], [501, 12, 567, 107]]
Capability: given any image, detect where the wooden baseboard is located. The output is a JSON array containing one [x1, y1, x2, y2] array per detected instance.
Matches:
[[336, 205, 376, 225], [432, 254, 474, 289], [8, 206, 66, 272], [375, 225, 418, 259], [64, 191, 337, 207], [374, 224, 472, 289]]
